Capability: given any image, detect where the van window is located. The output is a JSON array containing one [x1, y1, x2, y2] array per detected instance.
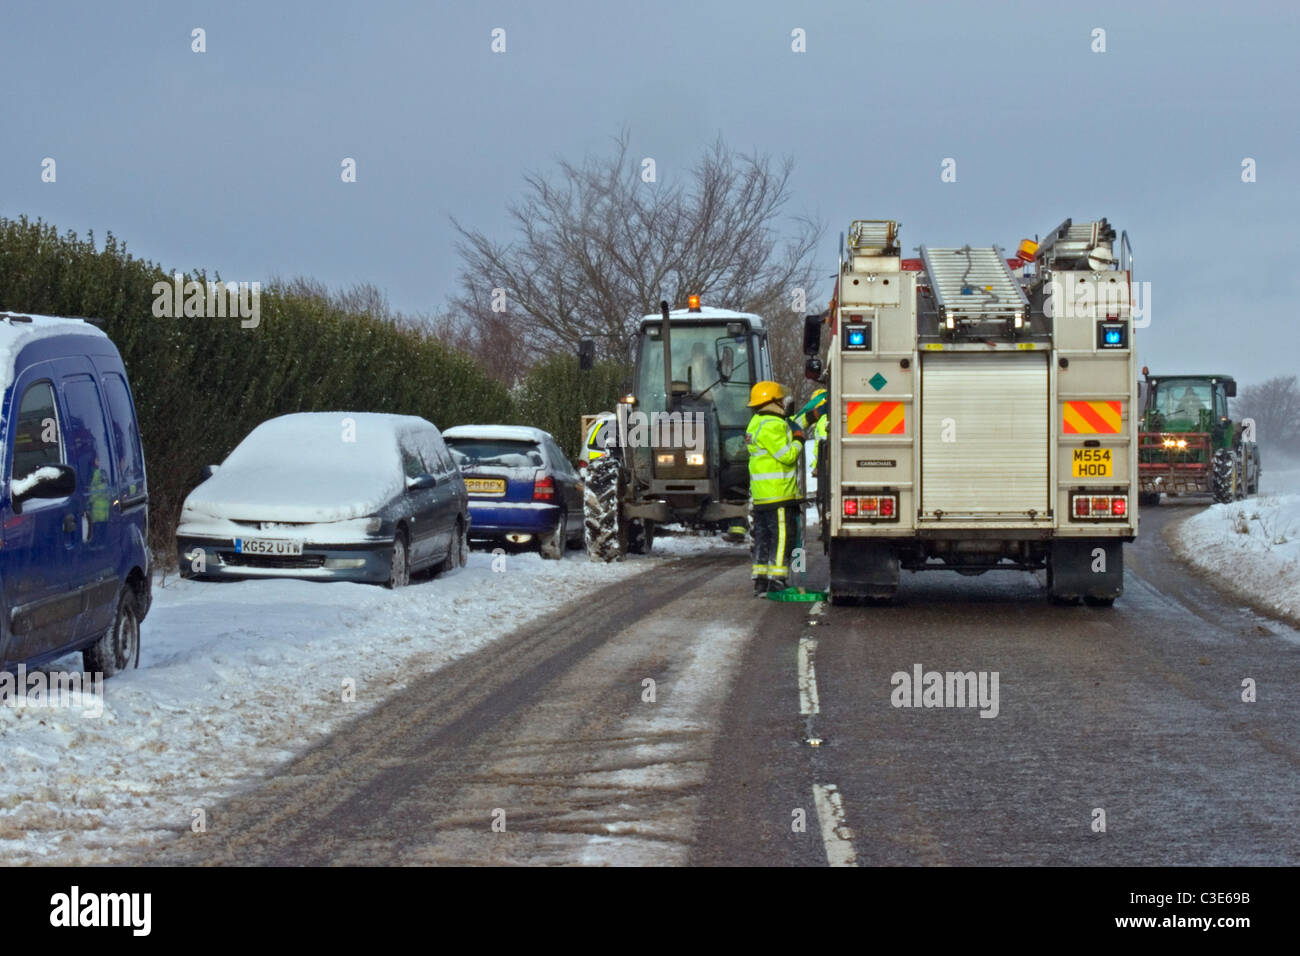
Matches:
[[11, 381, 64, 479], [61, 377, 113, 491], [101, 373, 145, 494]]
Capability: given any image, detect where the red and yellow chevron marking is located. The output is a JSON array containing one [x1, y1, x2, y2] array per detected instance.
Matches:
[[846, 401, 905, 435], [1062, 400, 1122, 434]]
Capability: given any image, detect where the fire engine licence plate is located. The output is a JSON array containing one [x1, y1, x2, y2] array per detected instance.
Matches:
[[465, 477, 506, 495], [234, 538, 304, 555], [1072, 448, 1112, 478]]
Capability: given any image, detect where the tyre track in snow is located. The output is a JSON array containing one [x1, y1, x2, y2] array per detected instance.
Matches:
[[152, 549, 755, 865]]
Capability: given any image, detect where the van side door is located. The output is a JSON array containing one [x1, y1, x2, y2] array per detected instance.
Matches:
[[58, 369, 121, 637], [1, 371, 80, 664]]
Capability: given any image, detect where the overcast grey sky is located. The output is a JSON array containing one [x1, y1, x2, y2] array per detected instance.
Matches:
[[2, 0, 1296, 382]]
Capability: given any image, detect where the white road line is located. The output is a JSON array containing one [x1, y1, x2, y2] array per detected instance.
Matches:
[[812, 783, 858, 867], [797, 636, 819, 715]]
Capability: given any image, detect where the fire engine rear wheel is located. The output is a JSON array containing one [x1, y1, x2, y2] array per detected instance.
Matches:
[[583, 455, 627, 562], [1212, 449, 1237, 504]]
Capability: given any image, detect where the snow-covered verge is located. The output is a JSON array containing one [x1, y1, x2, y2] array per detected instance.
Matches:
[[1171, 458, 1300, 624], [0, 534, 732, 865]]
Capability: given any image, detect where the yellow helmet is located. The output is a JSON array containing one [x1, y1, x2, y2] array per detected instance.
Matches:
[[748, 380, 787, 408]]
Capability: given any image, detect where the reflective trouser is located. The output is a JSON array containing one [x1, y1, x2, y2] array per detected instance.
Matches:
[[751, 502, 797, 582]]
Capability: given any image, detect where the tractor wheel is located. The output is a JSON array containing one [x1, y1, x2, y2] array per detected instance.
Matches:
[[1211, 449, 1237, 504], [583, 455, 627, 562]]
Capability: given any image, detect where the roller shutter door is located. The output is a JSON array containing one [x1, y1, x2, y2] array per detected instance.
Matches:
[[920, 353, 1049, 517]]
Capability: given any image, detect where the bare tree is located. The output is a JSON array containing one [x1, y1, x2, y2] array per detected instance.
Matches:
[[451, 131, 823, 381], [1234, 375, 1300, 455]]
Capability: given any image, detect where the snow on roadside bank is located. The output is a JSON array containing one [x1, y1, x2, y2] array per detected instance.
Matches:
[[0, 536, 734, 865], [1173, 494, 1300, 624]]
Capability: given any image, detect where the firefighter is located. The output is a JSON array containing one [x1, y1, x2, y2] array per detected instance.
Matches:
[[745, 380, 803, 595]]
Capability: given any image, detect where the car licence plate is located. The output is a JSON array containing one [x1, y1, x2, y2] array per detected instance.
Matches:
[[1071, 448, 1113, 478], [234, 537, 304, 555], [465, 478, 506, 495]]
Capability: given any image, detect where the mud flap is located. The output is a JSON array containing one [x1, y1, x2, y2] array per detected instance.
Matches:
[[1048, 538, 1123, 602], [829, 538, 899, 602]]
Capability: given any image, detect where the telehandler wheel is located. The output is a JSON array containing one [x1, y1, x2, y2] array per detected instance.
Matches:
[[583, 455, 627, 562], [628, 519, 654, 555]]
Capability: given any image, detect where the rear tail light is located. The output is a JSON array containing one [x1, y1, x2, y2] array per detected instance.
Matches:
[[842, 493, 898, 521], [533, 473, 555, 501], [1071, 493, 1128, 521]]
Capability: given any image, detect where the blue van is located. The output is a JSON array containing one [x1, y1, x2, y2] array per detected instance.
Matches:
[[0, 312, 151, 676]]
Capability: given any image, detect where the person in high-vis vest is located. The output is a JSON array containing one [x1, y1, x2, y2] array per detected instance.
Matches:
[[745, 380, 803, 595], [584, 414, 615, 465], [88, 453, 111, 543]]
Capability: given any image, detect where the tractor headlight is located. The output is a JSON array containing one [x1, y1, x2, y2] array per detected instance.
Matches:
[[686, 453, 705, 467]]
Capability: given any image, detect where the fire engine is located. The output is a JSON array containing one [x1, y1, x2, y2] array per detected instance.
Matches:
[[804, 218, 1139, 605]]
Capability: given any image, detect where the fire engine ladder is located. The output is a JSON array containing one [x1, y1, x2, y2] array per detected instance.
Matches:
[[846, 219, 899, 255], [918, 244, 1028, 330], [1034, 218, 1116, 269]]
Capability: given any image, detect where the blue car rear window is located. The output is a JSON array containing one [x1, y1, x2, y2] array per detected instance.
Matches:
[[447, 439, 543, 469]]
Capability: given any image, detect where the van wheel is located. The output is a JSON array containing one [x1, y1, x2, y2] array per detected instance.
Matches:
[[387, 532, 410, 588], [440, 518, 468, 573], [84, 588, 141, 677]]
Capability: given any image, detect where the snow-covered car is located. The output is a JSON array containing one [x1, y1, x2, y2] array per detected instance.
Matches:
[[176, 413, 468, 587], [443, 424, 583, 559]]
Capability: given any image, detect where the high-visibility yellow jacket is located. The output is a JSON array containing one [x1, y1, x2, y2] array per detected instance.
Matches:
[[746, 413, 801, 507], [587, 419, 609, 461], [810, 415, 828, 470], [89, 467, 110, 523]]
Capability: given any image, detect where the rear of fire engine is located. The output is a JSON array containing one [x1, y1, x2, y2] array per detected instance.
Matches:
[[809, 218, 1139, 605]]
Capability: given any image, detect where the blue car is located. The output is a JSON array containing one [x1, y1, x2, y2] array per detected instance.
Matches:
[[443, 425, 583, 559], [0, 312, 152, 676]]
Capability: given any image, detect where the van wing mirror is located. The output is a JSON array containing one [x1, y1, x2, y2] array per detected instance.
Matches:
[[200, 464, 220, 482], [12, 463, 77, 510], [1224, 380, 1237, 398]]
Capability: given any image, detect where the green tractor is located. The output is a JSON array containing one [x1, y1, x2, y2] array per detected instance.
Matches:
[[579, 297, 772, 561], [1137, 370, 1260, 505]]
